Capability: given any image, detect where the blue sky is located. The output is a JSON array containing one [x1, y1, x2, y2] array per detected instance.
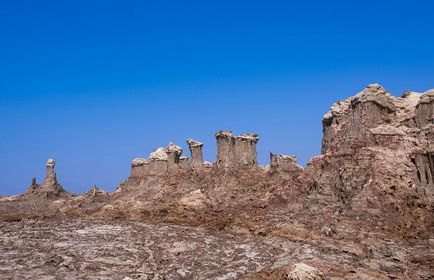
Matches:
[[1, 1, 433, 195]]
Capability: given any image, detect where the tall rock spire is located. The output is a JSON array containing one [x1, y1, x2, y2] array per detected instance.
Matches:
[[187, 139, 203, 168], [43, 159, 58, 187]]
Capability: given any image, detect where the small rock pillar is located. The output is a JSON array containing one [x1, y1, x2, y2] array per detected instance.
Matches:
[[187, 139, 204, 168]]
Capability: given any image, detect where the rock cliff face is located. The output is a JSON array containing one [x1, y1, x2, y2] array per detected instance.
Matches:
[[416, 90, 434, 128], [322, 84, 397, 153], [303, 84, 434, 237]]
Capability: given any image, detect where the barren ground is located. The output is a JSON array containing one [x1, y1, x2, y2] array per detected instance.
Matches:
[[0, 218, 294, 279]]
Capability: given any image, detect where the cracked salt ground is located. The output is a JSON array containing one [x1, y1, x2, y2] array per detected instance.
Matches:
[[0, 219, 294, 279]]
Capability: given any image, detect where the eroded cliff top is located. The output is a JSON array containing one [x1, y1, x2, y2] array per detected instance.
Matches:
[[186, 139, 203, 147]]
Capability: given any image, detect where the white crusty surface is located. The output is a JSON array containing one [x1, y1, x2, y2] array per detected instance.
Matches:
[[131, 158, 148, 166], [238, 134, 259, 142], [179, 189, 208, 208], [167, 142, 182, 154], [46, 159, 55, 167], [186, 139, 203, 147], [400, 91, 422, 107], [275, 154, 297, 161], [149, 147, 168, 160], [287, 263, 324, 280], [215, 130, 234, 138]]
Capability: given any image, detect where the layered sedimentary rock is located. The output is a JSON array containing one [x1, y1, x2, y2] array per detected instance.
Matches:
[[270, 153, 302, 173], [128, 132, 262, 185], [215, 131, 235, 168], [321, 84, 397, 154], [2, 83, 434, 279], [413, 153, 434, 197], [186, 139, 203, 168], [215, 131, 259, 168], [416, 90, 434, 128], [129, 143, 184, 178], [235, 134, 259, 167], [303, 84, 434, 237], [130, 155, 165, 178]]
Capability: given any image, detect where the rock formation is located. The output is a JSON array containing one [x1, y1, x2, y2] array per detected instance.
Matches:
[[25, 159, 65, 197], [321, 84, 397, 154], [166, 142, 182, 168], [302, 84, 434, 238], [186, 139, 203, 168], [2, 83, 434, 279], [270, 153, 303, 173], [215, 131, 259, 168], [129, 143, 183, 178], [44, 159, 58, 186], [414, 153, 434, 196], [415, 89, 434, 128], [128, 132, 263, 182]]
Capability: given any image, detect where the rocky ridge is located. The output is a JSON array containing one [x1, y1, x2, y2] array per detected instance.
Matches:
[[1, 84, 433, 279]]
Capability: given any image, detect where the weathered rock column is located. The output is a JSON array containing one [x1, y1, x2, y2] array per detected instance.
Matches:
[[216, 131, 259, 168], [187, 139, 203, 168], [216, 131, 236, 168], [147, 147, 169, 176], [234, 134, 259, 167], [43, 159, 58, 186], [166, 143, 182, 169], [415, 90, 434, 128]]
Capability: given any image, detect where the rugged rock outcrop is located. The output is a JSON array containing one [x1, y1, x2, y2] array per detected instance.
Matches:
[[321, 84, 397, 154], [270, 153, 303, 173], [215, 131, 259, 168], [166, 142, 182, 168], [303, 84, 434, 238], [2, 83, 434, 279], [25, 159, 65, 197], [416, 89, 434, 128], [187, 139, 203, 168], [129, 143, 184, 179], [44, 159, 57, 186]]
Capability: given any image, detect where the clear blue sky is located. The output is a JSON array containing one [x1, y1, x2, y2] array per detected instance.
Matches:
[[1, 1, 433, 195]]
